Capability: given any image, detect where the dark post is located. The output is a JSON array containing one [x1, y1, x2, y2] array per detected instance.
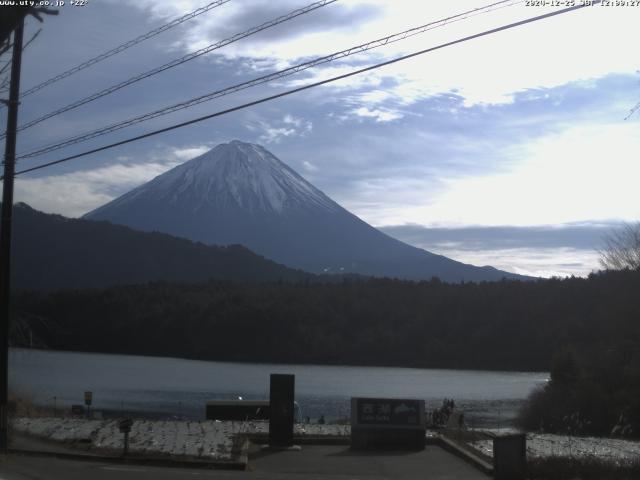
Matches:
[[0, 17, 25, 453], [493, 433, 527, 480], [118, 418, 133, 456], [124, 431, 130, 456], [84, 391, 92, 419], [269, 374, 294, 447]]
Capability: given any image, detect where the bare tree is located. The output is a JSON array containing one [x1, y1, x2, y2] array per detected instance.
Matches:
[[599, 222, 640, 271]]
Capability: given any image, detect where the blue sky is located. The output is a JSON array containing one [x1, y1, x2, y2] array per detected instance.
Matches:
[[2, 0, 639, 277]]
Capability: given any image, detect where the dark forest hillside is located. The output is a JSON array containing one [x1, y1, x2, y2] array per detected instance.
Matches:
[[10, 203, 311, 289], [12, 269, 640, 372]]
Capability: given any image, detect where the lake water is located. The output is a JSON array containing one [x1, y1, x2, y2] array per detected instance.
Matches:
[[9, 348, 548, 427]]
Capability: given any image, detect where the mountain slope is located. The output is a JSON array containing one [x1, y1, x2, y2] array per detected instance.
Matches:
[[85, 140, 528, 282], [11, 203, 311, 290]]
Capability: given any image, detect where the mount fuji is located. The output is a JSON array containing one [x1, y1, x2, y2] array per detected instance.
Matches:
[[84, 140, 526, 282]]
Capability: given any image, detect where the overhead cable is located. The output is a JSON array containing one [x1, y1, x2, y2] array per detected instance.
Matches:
[[18, 0, 522, 160], [12, 1, 599, 178], [4, 0, 337, 138], [0, 29, 41, 83], [18, 0, 232, 99]]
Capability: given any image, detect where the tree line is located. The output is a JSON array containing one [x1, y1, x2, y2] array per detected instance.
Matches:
[[12, 267, 640, 437], [11, 268, 639, 372]]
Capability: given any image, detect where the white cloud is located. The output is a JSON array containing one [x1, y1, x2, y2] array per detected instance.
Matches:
[[360, 123, 640, 227], [355, 89, 393, 103], [15, 178, 113, 219], [352, 106, 403, 122], [259, 126, 297, 144], [303, 160, 318, 172], [115, 1, 639, 110], [380, 223, 610, 277], [428, 246, 601, 278], [15, 158, 183, 218], [284, 114, 313, 132], [283, 114, 301, 126], [335, 175, 444, 227], [172, 145, 211, 160], [251, 114, 313, 143], [276, 3, 640, 107]]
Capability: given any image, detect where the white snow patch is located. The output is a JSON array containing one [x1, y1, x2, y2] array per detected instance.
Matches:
[[11, 417, 350, 460], [469, 432, 640, 462], [87, 140, 339, 217]]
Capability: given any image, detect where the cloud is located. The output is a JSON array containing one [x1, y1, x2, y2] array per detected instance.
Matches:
[[264, 2, 640, 107], [402, 123, 640, 227], [37, 0, 639, 141], [172, 145, 212, 160], [14, 153, 187, 217], [248, 114, 313, 144], [302, 160, 318, 172], [259, 126, 297, 144], [380, 223, 618, 252], [439, 247, 602, 279], [12, 2, 640, 264], [125, 0, 383, 65], [352, 106, 403, 122], [381, 223, 612, 277]]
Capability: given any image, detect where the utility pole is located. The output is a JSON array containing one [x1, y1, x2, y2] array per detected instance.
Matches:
[[0, 17, 24, 453]]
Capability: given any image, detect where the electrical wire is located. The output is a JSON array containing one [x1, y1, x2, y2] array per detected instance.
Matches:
[[4, 0, 338, 138], [18, 0, 232, 99], [17, 0, 523, 160], [12, 1, 599, 178], [0, 29, 41, 87], [625, 101, 640, 120]]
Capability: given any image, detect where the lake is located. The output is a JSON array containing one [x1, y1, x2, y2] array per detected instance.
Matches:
[[9, 348, 548, 427]]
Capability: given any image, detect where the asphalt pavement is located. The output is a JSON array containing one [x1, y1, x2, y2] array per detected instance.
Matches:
[[0, 444, 489, 480]]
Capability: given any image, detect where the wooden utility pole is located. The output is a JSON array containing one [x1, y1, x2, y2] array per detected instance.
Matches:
[[0, 16, 24, 453]]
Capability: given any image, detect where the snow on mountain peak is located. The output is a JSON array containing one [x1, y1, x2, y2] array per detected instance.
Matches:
[[122, 140, 338, 215], [83, 141, 528, 282]]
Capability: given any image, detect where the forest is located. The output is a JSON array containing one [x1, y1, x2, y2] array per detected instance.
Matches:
[[12, 268, 639, 371], [12, 268, 640, 436]]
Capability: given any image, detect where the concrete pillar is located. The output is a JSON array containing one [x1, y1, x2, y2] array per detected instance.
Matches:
[[269, 374, 295, 447]]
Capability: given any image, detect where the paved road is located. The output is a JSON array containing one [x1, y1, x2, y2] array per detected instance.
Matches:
[[0, 445, 489, 480]]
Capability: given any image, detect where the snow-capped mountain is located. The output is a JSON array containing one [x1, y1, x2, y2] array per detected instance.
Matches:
[[84, 140, 526, 282]]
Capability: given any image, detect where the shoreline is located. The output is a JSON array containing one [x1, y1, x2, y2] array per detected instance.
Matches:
[[11, 346, 550, 374]]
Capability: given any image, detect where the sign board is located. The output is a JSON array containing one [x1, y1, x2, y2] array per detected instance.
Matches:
[[354, 398, 423, 426], [351, 397, 426, 450], [71, 405, 85, 416], [84, 391, 92, 406], [118, 418, 133, 433]]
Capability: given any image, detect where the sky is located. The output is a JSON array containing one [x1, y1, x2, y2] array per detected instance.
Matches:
[[2, 0, 639, 278]]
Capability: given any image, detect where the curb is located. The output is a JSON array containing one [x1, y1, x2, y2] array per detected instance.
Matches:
[[8, 438, 249, 471], [247, 434, 350, 446], [435, 435, 494, 476]]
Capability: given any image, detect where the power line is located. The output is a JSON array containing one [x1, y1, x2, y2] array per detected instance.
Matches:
[[17, 0, 522, 160], [3, 0, 338, 139], [0, 29, 41, 87], [625, 101, 640, 120], [18, 0, 232, 100], [0, 41, 12, 58], [12, 1, 599, 178]]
